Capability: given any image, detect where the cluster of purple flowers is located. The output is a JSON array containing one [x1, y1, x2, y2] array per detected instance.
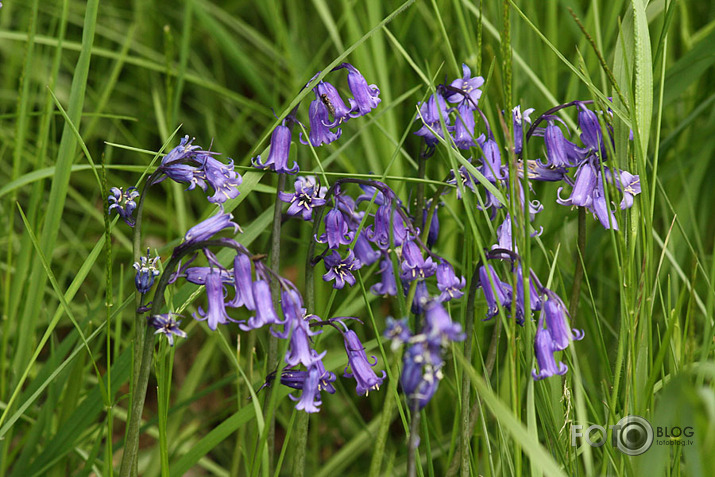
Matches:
[[142, 208, 385, 413], [110, 57, 643, 417], [252, 62, 381, 176], [277, 176, 467, 407], [415, 64, 642, 380]]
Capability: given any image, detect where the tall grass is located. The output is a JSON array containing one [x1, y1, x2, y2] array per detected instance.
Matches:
[[1, 0, 714, 475]]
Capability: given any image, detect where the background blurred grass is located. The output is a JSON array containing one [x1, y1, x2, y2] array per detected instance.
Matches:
[[1, 0, 714, 475]]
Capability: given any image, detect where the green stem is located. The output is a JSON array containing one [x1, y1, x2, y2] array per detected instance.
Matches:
[[459, 267, 480, 477], [407, 401, 421, 477], [266, 172, 286, 471], [569, 208, 586, 317]]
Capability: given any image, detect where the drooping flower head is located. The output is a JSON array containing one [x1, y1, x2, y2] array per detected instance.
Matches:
[[178, 209, 241, 253], [193, 267, 232, 330], [340, 63, 381, 118], [252, 122, 299, 174], [341, 329, 386, 396]]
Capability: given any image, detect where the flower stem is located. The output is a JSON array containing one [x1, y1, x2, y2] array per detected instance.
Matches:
[[569, 207, 586, 317], [266, 172, 286, 470], [459, 266, 480, 477], [407, 401, 421, 477]]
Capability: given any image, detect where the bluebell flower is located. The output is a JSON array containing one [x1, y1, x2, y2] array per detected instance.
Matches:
[[322, 250, 360, 289], [352, 230, 380, 267], [605, 168, 641, 209], [435, 262, 466, 302], [301, 98, 342, 147], [557, 160, 619, 230], [400, 239, 436, 281], [480, 138, 506, 182], [492, 215, 516, 256], [453, 103, 478, 149], [341, 329, 385, 395], [194, 267, 232, 330], [543, 120, 584, 168], [200, 154, 243, 203], [278, 175, 327, 221], [182, 266, 234, 285], [275, 290, 323, 368], [370, 255, 398, 297], [446, 64, 484, 109], [274, 356, 336, 395], [400, 342, 444, 410], [252, 123, 299, 174], [577, 102, 607, 154], [519, 159, 568, 182], [512, 106, 534, 155], [414, 93, 452, 147], [356, 183, 388, 206], [513, 264, 542, 325], [315, 80, 352, 127], [478, 264, 512, 319], [180, 209, 241, 249], [342, 63, 381, 118], [384, 317, 412, 349], [108, 186, 140, 227], [410, 280, 430, 315], [316, 208, 354, 249], [161, 135, 202, 167], [423, 299, 465, 342], [157, 136, 243, 203], [447, 165, 478, 200], [149, 313, 187, 346], [367, 202, 409, 249], [292, 363, 323, 413], [532, 322, 568, 380], [226, 253, 255, 310], [133, 248, 161, 294], [239, 279, 285, 331], [542, 290, 584, 351]]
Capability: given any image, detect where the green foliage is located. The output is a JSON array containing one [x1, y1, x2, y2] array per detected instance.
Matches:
[[1, 0, 713, 475]]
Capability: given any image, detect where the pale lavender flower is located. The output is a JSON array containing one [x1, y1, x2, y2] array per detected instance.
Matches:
[[542, 290, 584, 351], [435, 262, 466, 302], [181, 209, 241, 247], [342, 63, 381, 117], [194, 268, 232, 330], [301, 98, 342, 147], [227, 253, 255, 310], [446, 64, 484, 109], [315, 80, 352, 127], [252, 123, 299, 174], [316, 208, 354, 249], [512, 106, 534, 155], [322, 250, 360, 289], [370, 256, 398, 296], [532, 322, 568, 380], [342, 329, 385, 396], [278, 175, 327, 221], [239, 280, 284, 331], [400, 239, 436, 281]]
